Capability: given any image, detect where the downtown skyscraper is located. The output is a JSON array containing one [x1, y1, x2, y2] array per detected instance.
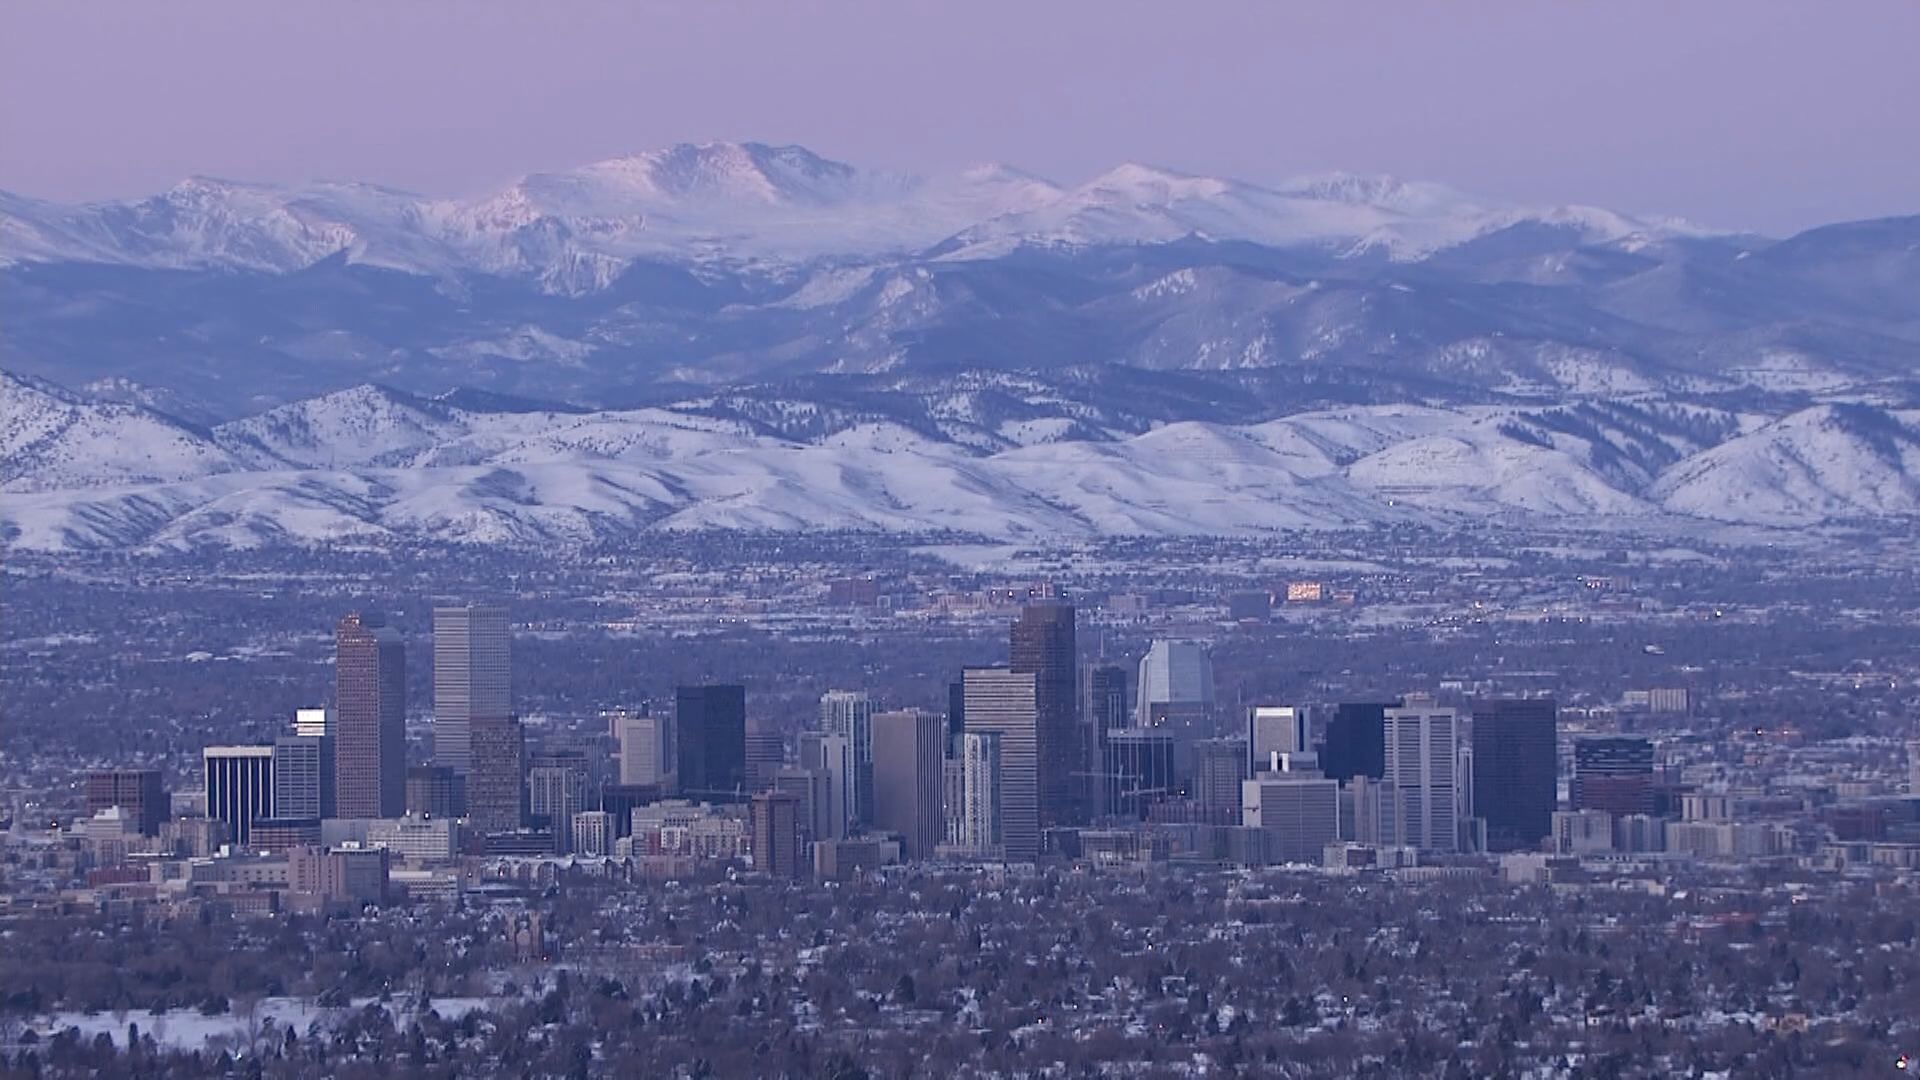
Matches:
[[1473, 698, 1559, 852], [431, 605, 510, 774], [334, 612, 406, 819], [677, 685, 747, 801], [1010, 602, 1079, 829], [963, 666, 1040, 860], [1383, 696, 1459, 853]]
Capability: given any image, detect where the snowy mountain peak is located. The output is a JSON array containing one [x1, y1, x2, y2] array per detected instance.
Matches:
[[575, 141, 876, 206], [1081, 163, 1234, 202]]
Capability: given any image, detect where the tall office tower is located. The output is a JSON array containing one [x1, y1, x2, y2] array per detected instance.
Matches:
[[1192, 738, 1250, 824], [610, 710, 672, 788], [1248, 706, 1307, 775], [744, 724, 786, 794], [334, 612, 406, 819], [819, 690, 875, 823], [271, 735, 332, 821], [1383, 698, 1459, 853], [1010, 602, 1080, 829], [466, 717, 525, 834], [773, 767, 831, 842], [1572, 736, 1656, 816], [406, 765, 461, 818], [678, 685, 747, 802], [1242, 769, 1341, 864], [1321, 702, 1391, 783], [963, 667, 1040, 860], [1084, 664, 1128, 819], [1135, 640, 1215, 729], [798, 732, 854, 841], [871, 709, 944, 860], [528, 754, 588, 853], [431, 605, 511, 774], [947, 680, 966, 752], [750, 790, 804, 879], [1472, 698, 1558, 852], [204, 746, 274, 846], [958, 731, 1003, 853], [1103, 729, 1177, 820], [84, 769, 168, 836]]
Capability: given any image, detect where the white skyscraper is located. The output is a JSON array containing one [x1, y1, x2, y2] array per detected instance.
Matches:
[[959, 730, 1004, 854], [819, 690, 875, 824], [1136, 640, 1215, 728], [1384, 696, 1459, 853], [609, 710, 673, 788], [1248, 706, 1306, 774]]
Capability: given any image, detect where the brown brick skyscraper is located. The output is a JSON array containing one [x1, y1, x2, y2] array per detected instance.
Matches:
[[335, 611, 406, 818]]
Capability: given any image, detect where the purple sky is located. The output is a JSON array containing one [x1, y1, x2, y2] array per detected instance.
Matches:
[[3, 2, 1915, 234]]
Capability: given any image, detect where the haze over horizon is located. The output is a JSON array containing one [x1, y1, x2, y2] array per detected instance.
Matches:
[[3, 2, 1917, 236]]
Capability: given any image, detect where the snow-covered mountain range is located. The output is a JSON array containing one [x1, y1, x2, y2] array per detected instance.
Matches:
[[5, 370, 1916, 554], [0, 141, 1697, 283], [2, 142, 1916, 553]]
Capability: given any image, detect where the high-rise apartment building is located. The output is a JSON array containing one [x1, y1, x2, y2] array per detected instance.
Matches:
[[871, 708, 944, 860], [750, 790, 804, 879], [334, 612, 406, 819], [204, 745, 274, 846], [1384, 698, 1459, 853], [431, 605, 511, 774], [1011, 602, 1080, 829], [797, 732, 854, 841], [1472, 698, 1558, 852], [819, 690, 875, 823], [963, 667, 1040, 860], [84, 768, 168, 836], [677, 685, 747, 802], [1572, 736, 1656, 816], [1321, 702, 1390, 783]]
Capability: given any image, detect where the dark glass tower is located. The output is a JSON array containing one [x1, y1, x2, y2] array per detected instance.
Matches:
[[676, 685, 747, 802], [1472, 698, 1559, 852], [1320, 702, 1390, 783], [1011, 602, 1079, 829]]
